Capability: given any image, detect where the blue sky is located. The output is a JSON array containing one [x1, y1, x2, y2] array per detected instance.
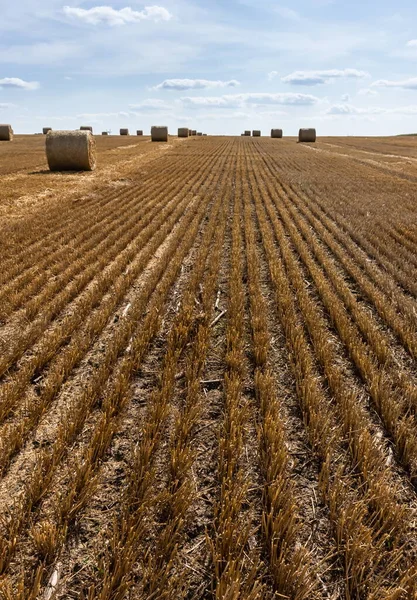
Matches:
[[1, 0, 417, 135]]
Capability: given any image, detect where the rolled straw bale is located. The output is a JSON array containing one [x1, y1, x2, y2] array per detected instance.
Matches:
[[203, 134, 207, 136], [120, 128, 129, 135], [137, 130, 143, 136], [151, 126, 168, 142], [43, 127, 52, 135], [178, 128, 189, 138], [80, 126, 93, 133], [244, 131, 251, 136], [46, 130, 96, 171], [298, 128, 316, 142], [191, 130, 197, 136], [252, 130, 261, 137], [197, 132, 202, 136], [271, 129, 283, 138], [0, 124, 13, 141], [102, 132, 109, 135]]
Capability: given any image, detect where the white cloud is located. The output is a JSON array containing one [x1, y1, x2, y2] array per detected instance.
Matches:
[[282, 68, 369, 86], [341, 94, 350, 102], [0, 77, 39, 90], [274, 6, 300, 20], [372, 78, 417, 90], [326, 103, 417, 116], [181, 92, 320, 108], [267, 71, 278, 81], [63, 5, 172, 26], [152, 79, 240, 91], [0, 103, 13, 109], [406, 40, 417, 48], [358, 88, 378, 96]]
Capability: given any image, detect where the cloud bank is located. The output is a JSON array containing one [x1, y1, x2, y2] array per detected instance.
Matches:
[[63, 5, 172, 26], [153, 79, 240, 91], [282, 68, 369, 86]]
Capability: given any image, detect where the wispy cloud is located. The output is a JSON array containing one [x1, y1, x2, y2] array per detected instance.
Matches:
[[267, 71, 278, 82], [282, 68, 369, 86], [152, 79, 240, 91], [63, 5, 172, 26], [0, 77, 39, 90], [0, 103, 13, 109], [181, 92, 320, 108], [274, 6, 300, 20], [76, 111, 130, 120], [129, 99, 173, 110], [372, 78, 417, 90], [326, 103, 417, 116], [406, 40, 417, 48], [341, 94, 351, 102], [358, 88, 378, 96]]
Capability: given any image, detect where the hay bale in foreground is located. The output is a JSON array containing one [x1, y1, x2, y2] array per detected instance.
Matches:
[[120, 128, 129, 136], [80, 126, 93, 133], [252, 130, 261, 137], [178, 128, 189, 138], [271, 129, 283, 138], [244, 131, 251, 136], [0, 124, 13, 141], [46, 130, 96, 171], [137, 130, 143, 136], [151, 126, 168, 142], [43, 127, 52, 135], [299, 128, 316, 142]]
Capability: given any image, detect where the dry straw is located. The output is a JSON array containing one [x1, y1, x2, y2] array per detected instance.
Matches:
[[46, 130, 97, 171], [271, 129, 283, 138], [0, 124, 13, 141], [178, 128, 189, 138], [252, 130, 261, 137], [151, 126, 168, 142], [43, 128, 52, 135], [299, 128, 316, 142], [120, 128, 129, 136]]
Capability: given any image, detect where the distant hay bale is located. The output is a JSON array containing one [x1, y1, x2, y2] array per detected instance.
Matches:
[[191, 130, 197, 136], [102, 132, 109, 135], [197, 132, 203, 136], [137, 130, 143, 136], [151, 126, 168, 142], [178, 128, 189, 138], [43, 127, 52, 135], [80, 126, 93, 133], [46, 130, 96, 172], [252, 130, 261, 137], [271, 129, 283, 138], [120, 128, 129, 136], [203, 134, 207, 136], [244, 131, 251, 136], [0, 124, 13, 141], [299, 128, 316, 143]]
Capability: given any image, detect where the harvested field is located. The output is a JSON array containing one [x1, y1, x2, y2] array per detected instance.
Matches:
[[0, 135, 416, 599]]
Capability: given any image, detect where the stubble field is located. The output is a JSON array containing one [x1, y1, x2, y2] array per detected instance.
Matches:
[[0, 134, 416, 599]]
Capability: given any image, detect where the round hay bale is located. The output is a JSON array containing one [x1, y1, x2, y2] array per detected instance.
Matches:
[[102, 132, 109, 135], [43, 127, 52, 135], [298, 128, 316, 143], [80, 126, 93, 133], [178, 127, 189, 138], [46, 130, 96, 172], [120, 128, 129, 136], [252, 130, 261, 137], [151, 126, 168, 142], [271, 129, 283, 138], [244, 130, 251, 136], [197, 132, 203, 136], [191, 130, 197, 136], [0, 124, 13, 141], [137, 130, 143, 136]]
